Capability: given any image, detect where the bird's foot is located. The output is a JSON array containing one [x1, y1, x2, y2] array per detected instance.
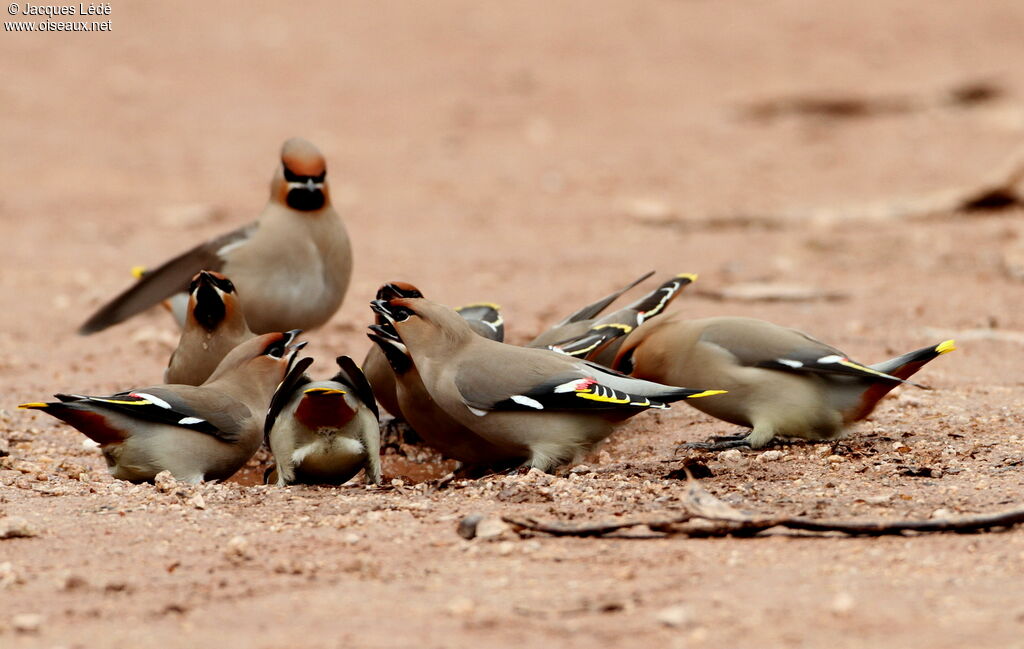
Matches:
[[678, 438, 752, 452]]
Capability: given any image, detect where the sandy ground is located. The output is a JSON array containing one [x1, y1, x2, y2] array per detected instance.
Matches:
[[3, 2, 1024, 647]]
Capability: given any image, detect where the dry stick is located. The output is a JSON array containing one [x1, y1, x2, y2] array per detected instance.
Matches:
[[501, 479, 1024, 539]]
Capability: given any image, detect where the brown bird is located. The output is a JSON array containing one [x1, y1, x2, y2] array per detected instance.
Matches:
[[79, 137, 352, 335], [362, 282, 504, 419], [164, 270, 254, 385], [20, 331, 307, 483], [264, 355, 382, 486], [612, 314, 956, 449], [368, 311, 511, 468], [371, 295, 725, 472], [543, 272, 696, 366]]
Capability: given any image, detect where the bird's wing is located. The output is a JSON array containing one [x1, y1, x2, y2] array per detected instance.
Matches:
[[79, 223, 256, 334], [704, 327, 920, 385], [263, 356, 314, 443], [56, 386, 252, 443], [455, 352, 719, 414]]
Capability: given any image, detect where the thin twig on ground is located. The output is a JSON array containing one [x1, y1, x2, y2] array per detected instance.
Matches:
[[500, 478, 1024, 539]]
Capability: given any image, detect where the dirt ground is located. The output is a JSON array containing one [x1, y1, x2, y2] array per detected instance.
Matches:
[[3, 2, 1024, 647]]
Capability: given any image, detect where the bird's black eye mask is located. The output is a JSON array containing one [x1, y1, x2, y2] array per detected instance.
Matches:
[[370, 299, 415, 323], [263, 330, 305, 359], [282, 165, 327, 211], [189, 273, 235, 295], [282, 166, 326, 184]]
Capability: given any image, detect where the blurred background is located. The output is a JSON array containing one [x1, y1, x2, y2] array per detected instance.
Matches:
[[2, 0, 1022, 387], [3, 5, 1024, 648]]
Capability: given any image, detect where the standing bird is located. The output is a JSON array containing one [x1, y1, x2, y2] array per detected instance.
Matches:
[[612, 314, 956, 449], [362, 282, 505, 419], [264, 355, 382, 486], [20, 332, 306, 483], [371, 296, 725, 472], [543, 273, 697, 366], [164, 270, 254, 385], [79, 137, 352, 335]]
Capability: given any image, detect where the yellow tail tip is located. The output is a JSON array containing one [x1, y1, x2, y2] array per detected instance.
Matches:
[[18, 402, 48, 410], [687, 389, 728, 399], [457, 302, 502, 311], [676, 273, 698, 283], [130, 265, 148, 279], [936, 340, 956, 355]]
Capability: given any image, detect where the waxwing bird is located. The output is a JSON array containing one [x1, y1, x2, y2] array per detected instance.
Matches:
[[611, 314, 956, 449], [264, 355, 381, 486], [368, 317, 512, 468], [544, 273, 696, 366], [527, 271, 654, 350], [362, 282, 505, 419], [79, 137, 352, 335], [371, 295, 726, 472], [164, 270, 254, 385], [20, 331, 307, 483]]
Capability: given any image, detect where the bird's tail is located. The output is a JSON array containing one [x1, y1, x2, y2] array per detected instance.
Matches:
[[847, 340, 956, 422], [19, 397, 128, 445], [870, 340, 956, 380]]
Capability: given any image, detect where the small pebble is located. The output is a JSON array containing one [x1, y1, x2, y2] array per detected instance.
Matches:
[[830, 592, 855, 615], [223, 536, 252, 561], [447, 597, 475, 616], [758, 450, 784, 462], [720, 449, 745, 464], [12, 613, 43, 634], [154, 471, 177, 493], [656, 604, 692, 628], [0, 516, 37, 539], [475, 516, 512, 541], [457, 514, 484, 540]]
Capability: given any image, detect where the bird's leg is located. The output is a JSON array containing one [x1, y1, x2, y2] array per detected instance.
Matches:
[[361, 426, 382, 486], [679, 426, 751, 451], [275, 459, 295, 486], [679, 424, 776, 452], [379, 416, 422, 454]]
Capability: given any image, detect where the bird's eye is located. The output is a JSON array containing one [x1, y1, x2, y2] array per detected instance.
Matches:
[[213, 276, 235, 294], [262, 339, 286, 358], [283, 166, 302, 183], [391, 305, 415, 322]]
